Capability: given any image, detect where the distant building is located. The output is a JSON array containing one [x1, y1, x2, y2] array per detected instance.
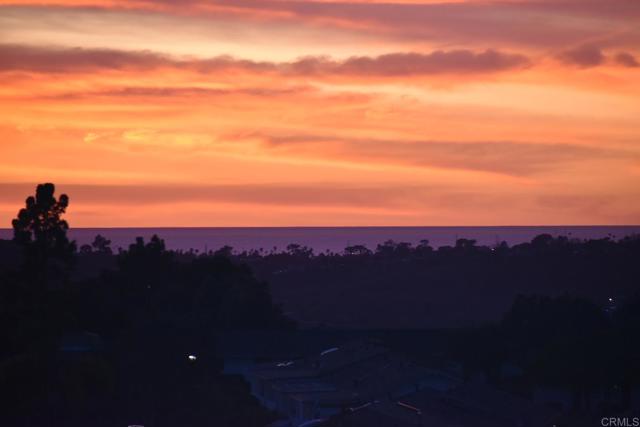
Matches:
[[323, 381, 558, 427], [247, 340, 461, 426], [217, 330, 369, 377], [58, 331, 104, 354]]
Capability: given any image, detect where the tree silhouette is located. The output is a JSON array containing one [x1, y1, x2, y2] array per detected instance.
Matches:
[[91, 234, 112, 255], [286, 243, 313, 258], [11, 183, 75, 287]]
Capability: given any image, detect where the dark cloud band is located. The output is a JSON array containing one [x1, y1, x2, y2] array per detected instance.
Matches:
[[0, 44, 529, 76]]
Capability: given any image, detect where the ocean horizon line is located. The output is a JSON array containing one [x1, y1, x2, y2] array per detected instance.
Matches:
[[2, 225, 639, 230]]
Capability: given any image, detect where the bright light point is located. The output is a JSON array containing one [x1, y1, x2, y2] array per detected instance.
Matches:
[[608, 298, 613, 302], [188, 354, 197, 361]]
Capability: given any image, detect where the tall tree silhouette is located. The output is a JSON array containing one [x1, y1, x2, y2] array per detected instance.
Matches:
[[11, 183, 75, 287]]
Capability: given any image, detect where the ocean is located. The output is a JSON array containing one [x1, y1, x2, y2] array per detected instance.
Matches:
[[1, 226, 639, 253]]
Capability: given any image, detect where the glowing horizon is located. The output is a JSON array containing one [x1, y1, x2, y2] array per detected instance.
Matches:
[[1, 0, 639, 226]]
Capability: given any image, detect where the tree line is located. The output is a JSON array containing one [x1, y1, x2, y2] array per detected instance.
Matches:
[[0, 183, 292, 427]]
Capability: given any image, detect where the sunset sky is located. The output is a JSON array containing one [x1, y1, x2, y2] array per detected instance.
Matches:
[[1, 0, 639, 226]]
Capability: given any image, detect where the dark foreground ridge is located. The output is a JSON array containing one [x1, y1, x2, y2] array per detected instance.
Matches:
[[1, 184, 639, 427]]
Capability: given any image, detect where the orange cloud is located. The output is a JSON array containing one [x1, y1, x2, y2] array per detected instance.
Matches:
[[1, 1, 639, 227]]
